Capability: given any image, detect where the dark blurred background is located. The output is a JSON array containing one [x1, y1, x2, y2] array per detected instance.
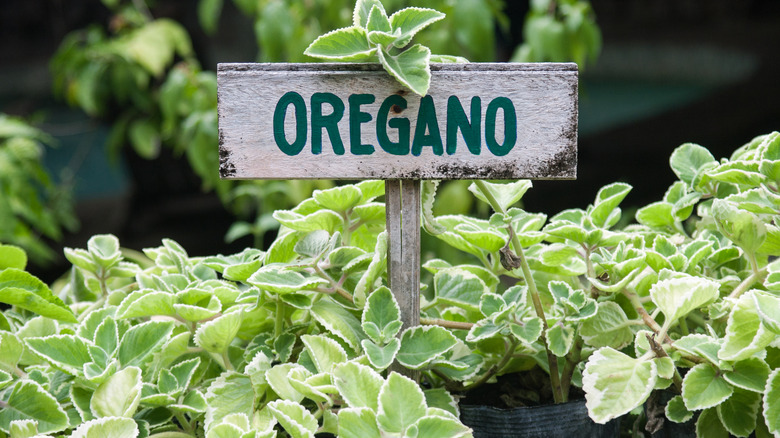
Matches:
[[1, 0, 779, 279]]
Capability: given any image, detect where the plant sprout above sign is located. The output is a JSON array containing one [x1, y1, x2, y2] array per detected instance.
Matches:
[[218, 62, 577, 180]]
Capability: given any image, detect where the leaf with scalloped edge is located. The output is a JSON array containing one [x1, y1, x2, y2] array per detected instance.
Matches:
[[338, 407, 380, 438], [397, 326, 458, 369], [0, 268, 76, 322], [333, 361, 384, 411], [195, 311, 243, 356], [764, 368, 780, 436], [304, 26, 377, 62], [682, 363, 733, 411], [70, 417, 138, 438], [377, 372, 427, 435], [0, 380, 68, 434], [583, 347, 657, 424], [650, 276, 720, 324], [267, 399, 318, 438], [90, 366, 142, 418], [717, 387, 760, 437], [720, 292, 776, 361]]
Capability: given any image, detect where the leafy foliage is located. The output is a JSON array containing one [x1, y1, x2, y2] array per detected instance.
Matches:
[[0, 115, 77, 264]]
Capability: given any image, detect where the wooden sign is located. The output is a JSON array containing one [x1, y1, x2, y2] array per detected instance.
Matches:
[[218, 63, 577, 180]]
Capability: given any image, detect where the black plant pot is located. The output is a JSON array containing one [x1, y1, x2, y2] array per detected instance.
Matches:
[[460, 399, 620, 438]]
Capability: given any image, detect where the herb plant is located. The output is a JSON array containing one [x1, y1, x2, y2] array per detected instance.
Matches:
[[304, 0, 467, 96], [3, 133, 780, 436]]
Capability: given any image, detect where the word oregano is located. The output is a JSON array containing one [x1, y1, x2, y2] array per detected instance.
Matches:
[[304, 0, 466, 96]]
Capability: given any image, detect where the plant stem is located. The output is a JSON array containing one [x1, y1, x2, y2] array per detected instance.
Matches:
[[274, 299, 285, 338], [473, 180, 564, 404], [173, 412, 194, 436], [560, 337, 583, 402], [728, 265, 766, 299], [623, 289, 672, 344], [420, 318, 474, 331], [314, 263, 354, 303], [461, 338, 519, 392]]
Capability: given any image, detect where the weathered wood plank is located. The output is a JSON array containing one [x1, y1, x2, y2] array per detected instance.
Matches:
[[218, 62, 577, 180]]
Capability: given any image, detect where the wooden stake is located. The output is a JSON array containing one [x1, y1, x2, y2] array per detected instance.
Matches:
[[386, 179, 421, 379]]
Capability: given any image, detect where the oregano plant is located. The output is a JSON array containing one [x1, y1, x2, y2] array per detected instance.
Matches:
[[304, 0, 467, 96]]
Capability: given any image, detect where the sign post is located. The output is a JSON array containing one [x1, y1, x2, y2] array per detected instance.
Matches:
[[218, 62, 577, 376]]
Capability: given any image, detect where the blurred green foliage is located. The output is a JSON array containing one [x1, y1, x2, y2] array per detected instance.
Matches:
[[0, 114, 78, 264]]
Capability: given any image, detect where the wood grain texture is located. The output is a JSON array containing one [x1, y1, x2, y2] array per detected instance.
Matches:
[[218, 63, 577, 180]]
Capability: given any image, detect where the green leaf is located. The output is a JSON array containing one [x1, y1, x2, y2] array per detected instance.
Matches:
[[0, 332, 23, 373], [582, 347, 656, 424], [195, 311, 243, 355], [377, 372, 427, 435], [753, 291, 780, 334], [313, 185, 364, 212], [267, 400, 318, 438], [509, 318, 542, 344], [205, 372, 254, 432], [650, 276, 719, 324], [696, 408, 730, 438], [589, 182, 632, 228], [423, 388, 459, 417], [362, 286, 402, 344], [407, 414, 472, 438], [25, 334, 92, 376], [117, 321, 175, 368], [665, 395, 694, 424], [304, 26, 377, 61], [333, 361, 384, 411], [354, 231, 388, 307], [116, 290, 175, 319], [682, 363, 733, 410], [635, 201, 675, 228], [468, 180, 532, 213], [579, 301, 633, 349], [338, 408, 380, 438], [712, 199, 767, 253], [90, 366, 142, 418], [301, 335, 347, 374], [310, 298, 366, 352], [362, 338, 400, 370], [247, 266, 327, 294], [8, 419, 38, 438], [434, 268, 487, 313], [724, 357, 771, 393], [0, 380, 69, 434], [366, 5, 391, 33], [377, 44, 431, 96], [764, 368, 780, 435], [389, 7, 446, 48], [293, 230, 331, 258], [353, 0, 385, 28], [397, 326, 458, 369], [273, 209, 343, 233], [669, 143, 717, 187], [0, 268, 76, 322], [0, 244, 27, 270], [720, 292, 776, 361], [717, 387, 760, 437], [546, 323, 575, 357]]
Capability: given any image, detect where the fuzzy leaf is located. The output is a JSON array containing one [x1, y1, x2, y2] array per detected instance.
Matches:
[[354, 232, 388, 307], [397, 326, 458, 369], [362, 286, 402, 344], [301, 335, 347, 374], [720, 292, 776, 361], [407, 414, 472, 438], [70, 417, 138, 438], [117, 321, 175, 368], [248, 266, 327, 294], [195, 311, 243, 355], [696, 407, 730, 438], [717, 387, 760, 437], [589, 182, 632, 228], [338, 408, 380, 438], [362, 338, 400, 370], [725, 357, 771, 393], [579, 301, 633, 349], [650, 276, 720, 323], [116, 290, 175, 319], [204, 372, 254, 432], [377, 44, 431, 96], [468, 180, 532, 213], [266, 364, 306, 403], [546, 323, 575, 357], [267, 400, 318, 438], [434, 269, 487, 313], [90, 366, 142, 418], [377, 372, 426, 435], [0, 380, 68, 434], [389, 7, 445, 48], [25, 334, 93, 376], [753, 291, 780, 334], [0, 269, 76, 322], [670, 143, 717, 187], [763, 368, 780, 435], [353, 0, 385, 27], [304, 26, 376, 61], [333, 362, 384, 411], [682, 363, 733, 410], [665, 395, 694, 424], [583, 347, 657, 424], [0, 244, 26, 270], [310, 298, 366, 352]]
